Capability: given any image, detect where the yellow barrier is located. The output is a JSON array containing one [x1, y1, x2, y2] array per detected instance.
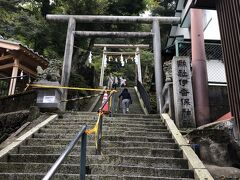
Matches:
[[85, 112, 103, 149], [28, 83, 117, 152], [28, 84, 113, 92]]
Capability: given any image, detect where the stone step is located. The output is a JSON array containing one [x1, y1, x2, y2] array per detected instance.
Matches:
[[43, 124, 168, 132], [86, 174, 194, 180], [0, 111, 197, 179], [104, 141, 178, 149], [52, 119, 164, 125], [112, 114, 161, 119], [0, 172, 194, 180], [47, 123, 166, 130], [61, 114, 160, 119], [0, 162, 193, 178], [38, 128, 126, 135], [52, 117, 163, 122], [38, 129, 172, 138], [103, 147, 183, 158], [50, 120, 165, 127], [11, 145, 182, 158], [88, 164, 194, 178], [0, 162, 79, 174], [24, 138, 179, 149], [1, 154, 188, 169], [32, 133, 175, 143], [10, 145, 95, 155], [103, 135, 175, 143]]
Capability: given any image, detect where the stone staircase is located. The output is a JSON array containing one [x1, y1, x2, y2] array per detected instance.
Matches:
[[114, 87, 144, 114], [0, 112, 196, 179]]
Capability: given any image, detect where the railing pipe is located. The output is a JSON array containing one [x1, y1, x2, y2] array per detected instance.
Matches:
[[137, 80, 151, 113], [110, 93, 116, 117], [43, 125, 87, 180], [80, 130, 87, 180], [96, 90, 116, 154], [96, 115, 103, 155], [98, 91, 116, 112]]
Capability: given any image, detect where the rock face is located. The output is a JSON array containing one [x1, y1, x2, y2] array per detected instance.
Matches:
[[36, 59, 61, 82], [187, 127, 240, 179], [163, 60, 173, 82], [0, 111, 29, 143], [205, 165, 240, 179], [0, 91, 37, 114]]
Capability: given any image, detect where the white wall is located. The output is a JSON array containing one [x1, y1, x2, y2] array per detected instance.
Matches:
[[203, 10, 221, 40], [206, 60, 226, 83]]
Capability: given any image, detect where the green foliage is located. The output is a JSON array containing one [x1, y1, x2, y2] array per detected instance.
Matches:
[[151, 0, 176, 16], [106, 0, 146, 15], [150, 0, 177, 46], [0, 0, 175, 106]]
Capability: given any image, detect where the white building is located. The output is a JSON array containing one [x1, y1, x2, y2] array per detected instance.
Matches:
[[165, 0, 226, 84]]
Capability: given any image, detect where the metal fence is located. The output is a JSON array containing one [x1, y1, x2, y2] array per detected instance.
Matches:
[[175, 41, 223, 60], [175, 41, 226, 84]]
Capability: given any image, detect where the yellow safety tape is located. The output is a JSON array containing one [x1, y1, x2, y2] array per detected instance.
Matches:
[[85, 112, 103, 135], [28, 84, 113, 92], [85, 122, 98, 135], [61, 93, 102, 102], [85, 112, 103, 149]]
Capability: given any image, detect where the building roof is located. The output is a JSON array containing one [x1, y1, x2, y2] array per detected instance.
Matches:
[[166, 0, 219, 47], [192, 0, 216, 10], [0, 39, 49, 77]]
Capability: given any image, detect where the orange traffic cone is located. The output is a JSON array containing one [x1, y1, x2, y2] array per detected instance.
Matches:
[[102, 91, 109, 114]]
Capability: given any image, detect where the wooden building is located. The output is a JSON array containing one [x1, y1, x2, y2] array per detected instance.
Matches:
[[0, 39, 48, 96]]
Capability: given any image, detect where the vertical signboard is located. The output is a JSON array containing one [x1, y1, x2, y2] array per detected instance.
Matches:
[[172, 56, 196, 128]]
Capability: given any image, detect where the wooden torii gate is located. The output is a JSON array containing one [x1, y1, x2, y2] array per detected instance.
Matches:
[[46, 15, 180, 112], [94, 44, 149, 86]]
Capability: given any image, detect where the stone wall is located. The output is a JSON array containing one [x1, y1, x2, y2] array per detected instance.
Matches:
[[0, 110, 29, 143], [0, 91, 37, 114]]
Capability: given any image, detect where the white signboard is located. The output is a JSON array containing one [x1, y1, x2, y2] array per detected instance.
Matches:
[[43, 96, 55, 103]]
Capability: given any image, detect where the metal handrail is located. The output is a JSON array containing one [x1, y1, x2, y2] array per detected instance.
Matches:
[[137, 80, 151, 113], [43, 90, 116, 179], [98, 90, 116, 112], [43, 125, 87, 180], [96, 90, 116, 154]]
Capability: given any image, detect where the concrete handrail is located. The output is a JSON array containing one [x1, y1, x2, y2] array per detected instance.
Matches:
[[161, 113, 214, 180]]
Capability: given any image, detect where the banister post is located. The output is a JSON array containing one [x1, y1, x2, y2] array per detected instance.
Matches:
[[96, 114, 103, 155], [80, 132, 87, 180]]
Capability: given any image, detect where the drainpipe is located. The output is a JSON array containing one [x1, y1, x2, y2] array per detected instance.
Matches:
[[191, 9, 210, 126]]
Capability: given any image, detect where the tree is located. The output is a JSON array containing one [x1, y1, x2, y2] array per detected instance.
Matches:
[[150, 0, 176, 46]]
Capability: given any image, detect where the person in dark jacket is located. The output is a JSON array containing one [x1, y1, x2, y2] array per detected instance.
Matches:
[[119, 88, 132, 114]]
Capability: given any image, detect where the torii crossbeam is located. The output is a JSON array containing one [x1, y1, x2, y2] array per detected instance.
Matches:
[[94, 44, 149, 86]]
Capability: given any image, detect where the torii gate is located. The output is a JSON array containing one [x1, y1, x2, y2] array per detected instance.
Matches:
[[46, 15, 180, 112], [94, 44, 149, 86]]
